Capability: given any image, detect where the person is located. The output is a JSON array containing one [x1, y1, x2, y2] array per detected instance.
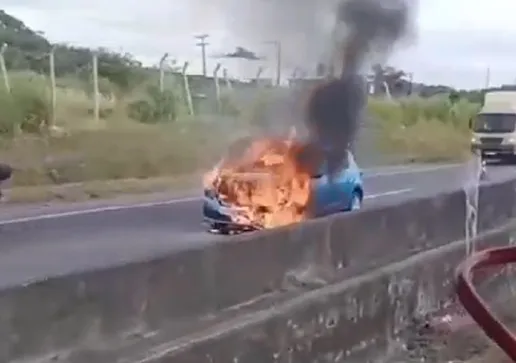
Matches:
[[0, 163, 12, 201]]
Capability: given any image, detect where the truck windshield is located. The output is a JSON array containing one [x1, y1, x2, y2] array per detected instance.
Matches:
[[474, 113, 516, 133]]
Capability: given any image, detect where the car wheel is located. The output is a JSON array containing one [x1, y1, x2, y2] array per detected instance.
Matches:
[[210, 223, 230, 234], [350, 191, 362, 211]]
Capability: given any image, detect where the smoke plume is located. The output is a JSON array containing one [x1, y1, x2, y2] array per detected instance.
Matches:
[[218, 0, 415, 174], [307, 0, 414, 176]]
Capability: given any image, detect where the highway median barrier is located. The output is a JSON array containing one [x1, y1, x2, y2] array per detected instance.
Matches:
[[2, 177, 516, 362], [150, 223, 516, 363]]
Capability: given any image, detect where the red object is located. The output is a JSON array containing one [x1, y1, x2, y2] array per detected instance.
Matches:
[[456, 246, 516, 361]]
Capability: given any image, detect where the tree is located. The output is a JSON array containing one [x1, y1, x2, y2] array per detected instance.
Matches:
[[0, 10, 145, 95], [370, 64, 408, 97], [448, 90, 460, 104]]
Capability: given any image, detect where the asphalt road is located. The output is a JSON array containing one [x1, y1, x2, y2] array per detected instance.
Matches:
[[0, 162, 515, 288]]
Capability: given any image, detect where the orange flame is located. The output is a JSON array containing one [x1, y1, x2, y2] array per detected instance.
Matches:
[[203, 129, 314, 229]]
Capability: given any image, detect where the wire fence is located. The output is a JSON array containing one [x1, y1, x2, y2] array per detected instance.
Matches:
[[0, 44, 309, 135], [0, 44, 399, 168]]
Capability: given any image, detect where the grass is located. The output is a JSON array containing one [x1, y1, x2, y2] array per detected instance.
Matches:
[[368, 96, 479, 163], [5, 175, 200, 203], [0, 70, 252, 202], [0, 71, 481, 203], [2, 123, 230, 185]]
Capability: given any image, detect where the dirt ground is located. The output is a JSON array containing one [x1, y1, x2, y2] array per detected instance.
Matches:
[[383, 308, 516, 362]]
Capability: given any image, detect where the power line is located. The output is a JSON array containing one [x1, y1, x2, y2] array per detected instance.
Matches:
[[195, 34, 209, 77]]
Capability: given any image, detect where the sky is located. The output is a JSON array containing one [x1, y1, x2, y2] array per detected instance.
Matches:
[[3, 0, 516, 89]]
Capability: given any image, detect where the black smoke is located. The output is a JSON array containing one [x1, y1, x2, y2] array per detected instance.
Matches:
[[306, 0, 413, 177], [216, 0, 415, 175], [222, 46, 264, 60]]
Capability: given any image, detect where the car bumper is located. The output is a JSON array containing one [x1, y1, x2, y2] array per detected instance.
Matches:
[[202, 197, 258, 231], [471, 144, 516, 156]]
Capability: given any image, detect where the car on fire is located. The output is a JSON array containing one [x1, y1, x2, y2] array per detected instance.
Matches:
[[202, 137, 364, 234]]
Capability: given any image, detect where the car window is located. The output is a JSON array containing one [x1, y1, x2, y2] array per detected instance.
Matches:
[[311, 153, 354, 178], [305, 146, 356, 178]]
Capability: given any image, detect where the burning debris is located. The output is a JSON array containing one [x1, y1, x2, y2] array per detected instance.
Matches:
[[204, 0, 415, 229], [203, 129, 322, 229]]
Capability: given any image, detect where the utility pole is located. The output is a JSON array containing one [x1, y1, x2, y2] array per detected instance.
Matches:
[[195, 34, 209, 77], [264, 40, 281, 86], [484, 67, 491, 89], [274, 41, 281, 86]]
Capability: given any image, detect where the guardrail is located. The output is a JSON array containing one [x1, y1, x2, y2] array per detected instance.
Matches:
[[3, 177, 516, 362]]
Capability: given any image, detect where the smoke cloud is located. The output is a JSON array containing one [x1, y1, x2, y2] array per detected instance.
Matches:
[[218, 0, 416, 174], [219, 0, 338, 71], [307, 0, 415, 176]]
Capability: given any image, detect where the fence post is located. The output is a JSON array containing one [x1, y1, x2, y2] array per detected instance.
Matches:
[[383, 81, 392, 101], [182, 61, 194, 116], [92, 52, 100, 122], [49, 45, 57, 127], [223, 68, 232, 92], [0, 43, 10, 93], [289, 67, 299, 88], [213, 63, 221, 112], [159, 53, 169, 93], [254, 66, 264, 89]]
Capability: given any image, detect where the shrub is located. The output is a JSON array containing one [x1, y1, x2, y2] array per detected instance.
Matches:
[[218, 91, 241, 117], [368, 96, 479, 162], [0, 71, 51, 135], [127, 85, 177, 124]]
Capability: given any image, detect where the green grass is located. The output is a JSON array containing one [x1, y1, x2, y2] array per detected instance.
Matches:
[[0, 71, 244, 188], [0, 71, 482, 203], [368, 96, 480, 162]]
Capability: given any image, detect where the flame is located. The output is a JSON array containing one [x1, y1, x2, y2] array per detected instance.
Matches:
[[203, 129, 314, 229]]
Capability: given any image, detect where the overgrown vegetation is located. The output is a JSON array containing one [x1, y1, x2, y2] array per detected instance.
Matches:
[[0, 9, 486, 202], [369, 96, 480, 162]]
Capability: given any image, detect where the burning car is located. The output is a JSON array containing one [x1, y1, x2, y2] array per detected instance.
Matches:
[[202, 134, 364, 234]]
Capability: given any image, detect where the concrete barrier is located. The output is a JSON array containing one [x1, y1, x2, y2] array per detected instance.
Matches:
[[3, 177, 516, 362], [141, 222, 516, 363]]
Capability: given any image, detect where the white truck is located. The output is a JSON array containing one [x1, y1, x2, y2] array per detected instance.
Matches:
[[470, 90, 516, 161]]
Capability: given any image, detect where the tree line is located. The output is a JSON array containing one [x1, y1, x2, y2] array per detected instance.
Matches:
[[0, 10, 147, 93]]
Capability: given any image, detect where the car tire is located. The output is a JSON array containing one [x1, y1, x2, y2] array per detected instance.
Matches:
[[210, 223, 230, 235], [349, 191, 362, 211]]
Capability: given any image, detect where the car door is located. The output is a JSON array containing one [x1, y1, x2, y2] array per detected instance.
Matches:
[[327, 151, 358, 212], [310, 161, 334, 217]]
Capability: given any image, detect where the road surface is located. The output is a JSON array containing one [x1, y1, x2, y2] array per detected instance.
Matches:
[[0, 162, 515, 288]]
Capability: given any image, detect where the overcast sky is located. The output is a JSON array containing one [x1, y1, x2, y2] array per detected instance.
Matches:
[[3, 0, 516, 89]]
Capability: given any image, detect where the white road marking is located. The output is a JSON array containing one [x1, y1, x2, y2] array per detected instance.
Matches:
[[364, 188, 412, 199], [365, 164, 459, 177], [0, 164, 456, 225], [0, 188, 413, 225], [0, 197, 199, 225]]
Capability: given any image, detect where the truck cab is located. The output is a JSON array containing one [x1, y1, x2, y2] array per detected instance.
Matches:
[[470, 91, 516, 161]]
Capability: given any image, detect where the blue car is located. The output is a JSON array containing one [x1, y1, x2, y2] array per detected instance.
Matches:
[[203, 150, 364, 234]]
